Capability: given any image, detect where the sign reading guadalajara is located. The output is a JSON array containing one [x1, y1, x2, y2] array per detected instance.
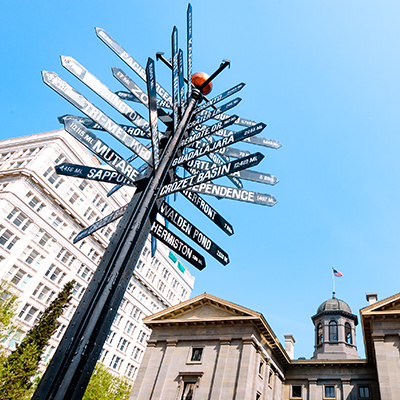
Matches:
[[188, 183, 278, 206], [172, 123, 266, 167], [150, 220, 205, 270], [160, 152, 263, 197]]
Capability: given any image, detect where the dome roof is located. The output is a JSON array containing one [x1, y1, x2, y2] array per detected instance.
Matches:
[[317, 297, 352, 314]]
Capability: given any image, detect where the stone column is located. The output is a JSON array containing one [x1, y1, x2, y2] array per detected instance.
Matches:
[[151, 339, 178, 399], [130, 340, 165, 400], [372, 333, 392, 400], [308, 378, 318, 400], [341, 378, 352, 400], [208, 338, 231, 399], [235, 336, 257, 399]]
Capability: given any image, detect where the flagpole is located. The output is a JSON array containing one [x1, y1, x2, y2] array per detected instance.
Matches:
[[332, 268, 335, 298]]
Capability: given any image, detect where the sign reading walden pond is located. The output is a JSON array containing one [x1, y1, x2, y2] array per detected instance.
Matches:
[[33, 4, 281, 400]]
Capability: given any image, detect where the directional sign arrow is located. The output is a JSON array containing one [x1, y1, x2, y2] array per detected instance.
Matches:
[[194, 82, 245, 114], [188, 183, 278, 207], [181, 190, 233, 236], [214, 147, 251, 159], [186, 159, 279, 186], [150, 220, 206, 270], [172, 123, 266, 167], [114, 91, 141, 103], [58, 114, 150, 139], [211, 127, 282, 149], [73, 204, 128, 243], [55, 163, 137, 186], [96, 27, 173, 105], [158, 201, 229, 265], [161, 152, 264, 197], [61, 56, 151, 137], [42, 71, 153, 165], [202, 135, 243, 189], [112, 68, 173, 126], [62, 119, 144, 185], [187, 98, 241, 129], [179, 115, 238, 148], [146, 58, 160, 169]]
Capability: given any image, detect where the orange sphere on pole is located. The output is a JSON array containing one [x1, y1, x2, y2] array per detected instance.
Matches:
[[191, 72, 213, 95]]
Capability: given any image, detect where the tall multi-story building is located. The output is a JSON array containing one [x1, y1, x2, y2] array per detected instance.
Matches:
[[0, 129, 195, 382]]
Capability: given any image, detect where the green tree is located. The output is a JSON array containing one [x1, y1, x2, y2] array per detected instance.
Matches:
[[0, 280, 75, 400], [83, 362, 132, 400], [0, 281, 19, 344]]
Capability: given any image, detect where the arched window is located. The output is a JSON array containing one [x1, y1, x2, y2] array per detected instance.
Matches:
[[329, 320, 338, 342], [317, 323, 323, 344], [345, 322, 352, 344]]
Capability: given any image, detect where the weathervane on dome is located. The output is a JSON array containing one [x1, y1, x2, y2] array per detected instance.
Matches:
[[35, 4, 281, 399]]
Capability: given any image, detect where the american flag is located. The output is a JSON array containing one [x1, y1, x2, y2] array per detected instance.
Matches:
[[333, 268, 343, 277]]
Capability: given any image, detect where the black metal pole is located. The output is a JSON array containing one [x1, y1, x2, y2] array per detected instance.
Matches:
[[32, 89, 201, 400]]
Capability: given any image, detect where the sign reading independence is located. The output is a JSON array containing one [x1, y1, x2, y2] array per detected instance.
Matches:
[[188, 183, 278, 207], [150, 220, 205, 270]]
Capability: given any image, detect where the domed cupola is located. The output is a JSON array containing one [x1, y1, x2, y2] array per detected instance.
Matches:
[[311, 294, 359, 359]]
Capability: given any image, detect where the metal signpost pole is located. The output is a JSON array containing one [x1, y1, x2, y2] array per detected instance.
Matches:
[[32, 90, 201, 400]]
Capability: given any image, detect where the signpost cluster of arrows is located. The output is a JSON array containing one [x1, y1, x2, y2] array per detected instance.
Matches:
[[43, 5, 280, 272], [34, 5, 281, 399]]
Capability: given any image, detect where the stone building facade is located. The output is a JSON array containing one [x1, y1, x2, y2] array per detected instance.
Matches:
[[130, 292, 400, 400], [0, 130, 195, 382]]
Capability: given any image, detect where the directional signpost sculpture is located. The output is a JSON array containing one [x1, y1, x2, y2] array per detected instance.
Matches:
[[33, 5, 281, 399]]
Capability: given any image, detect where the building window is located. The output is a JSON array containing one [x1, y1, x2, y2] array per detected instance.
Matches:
[[256, 393, 261, 400], [258, 360, 264, 375], [6, 266, 32, 289], [0, 227, 19, 250], [190, 348, 203, 362], [317, 323, 323, 344], [329, 320, 338, 342], [142, 247, 150, 259], [345, 323, 352, 344], [292, 385, 302, 398], [7, 208, 31, 231], [324, 386, 335, 398], [109, 355, 123, 370], [268, 371, 273, 386], [117, 338, 130, 352], [358, 386, 371, 399], [18, 304, 38, 322], [125, 363, 137, 378], [181, 382, 195, 400], [124, 321, 135, 336]]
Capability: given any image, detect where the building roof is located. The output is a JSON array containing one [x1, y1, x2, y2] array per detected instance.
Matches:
[[317, 296, 352, 314], [143, 292, 291, 366], [360, 291, 400, 363]]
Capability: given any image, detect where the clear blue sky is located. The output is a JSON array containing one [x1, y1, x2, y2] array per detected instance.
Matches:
[[2, 0, 400, 359]]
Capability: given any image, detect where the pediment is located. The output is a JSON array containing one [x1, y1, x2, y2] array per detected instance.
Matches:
[[361, 292, 400, 315], [144, 293, 259, 323]]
